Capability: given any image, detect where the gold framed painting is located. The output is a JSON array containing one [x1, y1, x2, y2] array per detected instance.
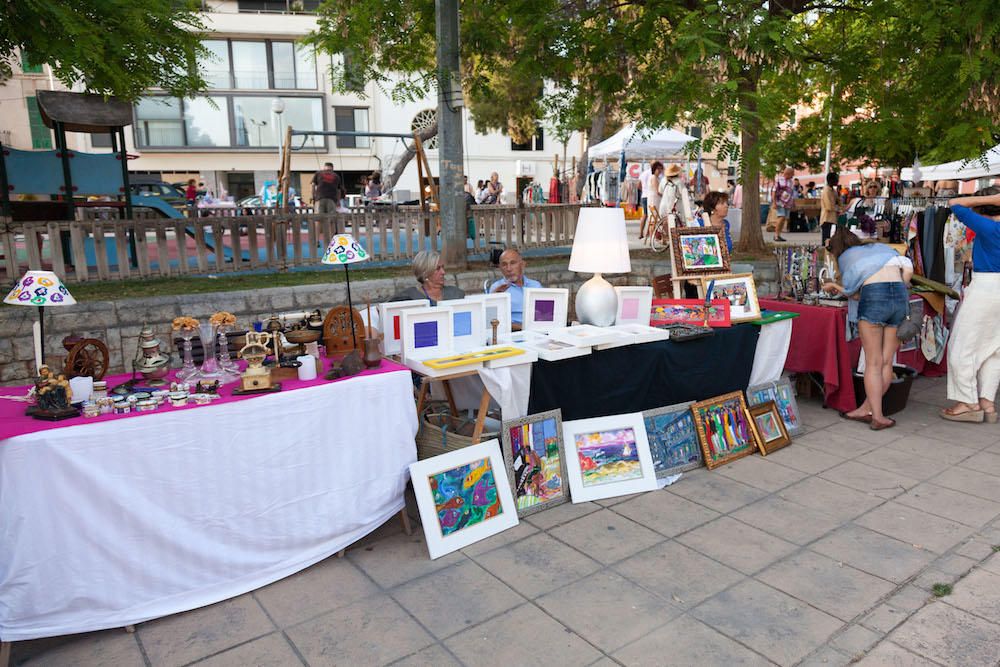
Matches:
[[690, 391, 759, 470], [748, 400, 792, 455], [669, 227, 731, 278]]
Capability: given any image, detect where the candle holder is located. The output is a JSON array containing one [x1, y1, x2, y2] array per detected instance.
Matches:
[[176, 327, 198, 382]]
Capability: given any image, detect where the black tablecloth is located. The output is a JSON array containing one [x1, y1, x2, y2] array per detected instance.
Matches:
[[528, 324, 760, 420]]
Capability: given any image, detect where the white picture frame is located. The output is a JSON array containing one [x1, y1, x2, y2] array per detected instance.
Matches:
[[598, 323, 671, 349], [401, 306, 463, 376], [522, 288, 569, 333], [439, 298, 487, 354], [614, 286, 654, 326], [409, 439, 520, 559], [562, 413, 658, 503], [379, 299, 430, 356], [698, 273, 760, 323], [549, 324, 624, 348], [466, 292, 512, 344], [514, 330, 593, 362]]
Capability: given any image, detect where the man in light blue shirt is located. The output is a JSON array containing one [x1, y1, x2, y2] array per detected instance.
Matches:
[[489, 248, 541, 330]]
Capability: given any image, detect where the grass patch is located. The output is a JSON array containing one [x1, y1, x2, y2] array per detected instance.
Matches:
[[993, 545, 1000, 552], [931, 583, 953, 597], [68, 266, 412, 302]]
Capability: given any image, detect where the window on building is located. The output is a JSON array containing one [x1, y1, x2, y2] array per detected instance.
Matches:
[[334, 107, 370, 148], [184, 97, 231, 147], [26, 97, 52, 149], [21, 51, 44, 74], [231, 41, 269, 89], [511, 127, 544, 152], [136, 97, 185, 147], [237, 0, 321, 12], [200, 40, 232, 88], [91, 133, 114, 149], [295, 44, 317, 89], [233, 96, 324, 148]]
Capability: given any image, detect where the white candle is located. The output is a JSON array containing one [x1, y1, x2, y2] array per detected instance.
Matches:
[[32, 320, 42, 372]]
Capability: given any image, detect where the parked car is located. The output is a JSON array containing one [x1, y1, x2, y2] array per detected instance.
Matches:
[[129, 178, 186, 209]]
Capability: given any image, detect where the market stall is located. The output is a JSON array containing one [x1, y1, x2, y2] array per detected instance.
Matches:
[[0, 359, 418, 641]]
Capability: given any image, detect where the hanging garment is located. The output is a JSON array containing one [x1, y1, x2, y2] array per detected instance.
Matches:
[[548, 177, 560, 204], [930, 207, 950, 284], [922, 206, 937, 278]]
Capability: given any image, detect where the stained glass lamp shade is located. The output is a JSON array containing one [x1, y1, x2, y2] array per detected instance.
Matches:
[[322, 234, 370, 347], [4, 270, 76, 370]]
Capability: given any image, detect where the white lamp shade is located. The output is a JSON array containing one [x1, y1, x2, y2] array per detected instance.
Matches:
[[4, 270, 76, 306], [321, 234, 370, 265], [568, 207, 631, 274]]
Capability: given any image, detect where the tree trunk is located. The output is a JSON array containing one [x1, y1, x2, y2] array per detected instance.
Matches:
[[736, 71, 767, 255], [577, 99, 609, 196], [382, 121, 439, 192]]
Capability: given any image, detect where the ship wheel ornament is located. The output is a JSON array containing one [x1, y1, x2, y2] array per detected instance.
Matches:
[[65, 338, 111, 380]]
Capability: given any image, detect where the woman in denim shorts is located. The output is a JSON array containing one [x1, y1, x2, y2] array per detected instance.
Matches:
[[823, 228, 912, 430]]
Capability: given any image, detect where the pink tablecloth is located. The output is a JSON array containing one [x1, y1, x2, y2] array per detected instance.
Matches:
[[0, 358, 408, 441]]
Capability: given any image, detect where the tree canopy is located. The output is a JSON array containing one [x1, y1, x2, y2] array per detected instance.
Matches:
[[311, 0, 1000, 251], [0, 0, 208, 101]]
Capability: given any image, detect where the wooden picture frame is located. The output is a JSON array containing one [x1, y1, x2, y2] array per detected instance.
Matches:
[[522, 288, 569, 333], [562, 412, 658, 503], [614, 286, 654, 326], [690, 391, 759, 470], [670, 226, 731, 278], [500, 409, 569, 516], [698, 273, 760, 323], [409, 439, 520, 559], [650, 299, 732, 328], [748, 401, 791, 455], [747, 377, 803, 437], [642, 402, 703, 477]]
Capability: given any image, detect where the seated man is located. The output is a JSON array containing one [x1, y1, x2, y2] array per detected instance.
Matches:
[[489, 248, 540, 330]]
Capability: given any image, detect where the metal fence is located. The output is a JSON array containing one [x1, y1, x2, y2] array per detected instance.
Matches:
[[0, 204, 581, 282]]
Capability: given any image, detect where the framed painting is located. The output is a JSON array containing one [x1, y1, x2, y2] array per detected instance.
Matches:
[[748, 401, 791, 455], [650, 299, 731, 328], [670, 226, 731, 277], [562, 413, 658, 503], [439, 298, 487, 353], [690, 391, 759, 470], [614, 286, 654, 326], [642, 402, 703, 477], [409, 439, 520, 559], [747, 378, 803, 436], [699, 273, 760, 323], [378, 299, 430, 356], [501, 409, 569, 516], [522, 288, 569, 333]]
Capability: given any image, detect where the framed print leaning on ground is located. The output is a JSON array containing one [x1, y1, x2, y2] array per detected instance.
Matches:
[[670, 226, 731, 278], [748, 401, 791, 455], [501, 409, 569, 516], [747, 377, 803, 436], [562, 413, 658, 503], [690, 391, 759, 469], [409, 439, 519, 559], [642, 402, 703, 477]]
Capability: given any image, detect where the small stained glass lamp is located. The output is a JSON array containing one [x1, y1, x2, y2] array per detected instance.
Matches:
[[4, 270, 76, 372], [321, 233, 370, 348]]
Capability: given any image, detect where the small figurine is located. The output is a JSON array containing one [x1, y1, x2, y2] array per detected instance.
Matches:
[[28, 365, 79, 420], [491, 319, 500, 346]]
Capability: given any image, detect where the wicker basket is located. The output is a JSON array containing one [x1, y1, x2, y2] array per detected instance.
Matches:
[[415, 400, 499, 460]]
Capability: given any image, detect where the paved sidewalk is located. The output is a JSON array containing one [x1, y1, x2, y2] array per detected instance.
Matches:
[[11, 375, 1000, 666]]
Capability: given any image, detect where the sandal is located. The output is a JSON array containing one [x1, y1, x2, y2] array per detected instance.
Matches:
[[984, 411, 998, 424], [839, 411, 873, 424], [940, 407, 985, 423], [774, 236, 788, 242], [870, 418, 896, 431]]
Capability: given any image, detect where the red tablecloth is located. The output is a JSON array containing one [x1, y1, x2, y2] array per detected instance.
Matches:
[[0, 357, 408, 441], [759, 298, 859, 413]]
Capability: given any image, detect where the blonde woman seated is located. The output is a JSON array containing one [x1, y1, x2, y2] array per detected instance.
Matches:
[[390, 250, 465, 305]]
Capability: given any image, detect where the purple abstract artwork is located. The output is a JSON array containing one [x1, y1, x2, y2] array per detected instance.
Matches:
[[413, 321, 439, 348], [534, 299, 555, 322]]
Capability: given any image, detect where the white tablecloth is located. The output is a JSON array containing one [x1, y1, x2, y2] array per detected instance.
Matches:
[[0, 369, 418, 641], [749, 319, 793, 386]]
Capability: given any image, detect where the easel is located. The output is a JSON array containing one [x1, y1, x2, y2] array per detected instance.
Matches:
[[665, 221, 732, 298]]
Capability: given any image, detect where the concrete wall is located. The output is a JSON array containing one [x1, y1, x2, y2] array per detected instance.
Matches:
[[0, 259, 777, 386]]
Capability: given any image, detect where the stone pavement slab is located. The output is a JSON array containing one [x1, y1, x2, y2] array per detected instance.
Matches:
[[613, 540, 745, 609], [690, 579, 842, 665], [470, 532, 601, 599], [346, 531, 466, 589], [612, 614, 773, 666], [893, 482, 1000, 528], [715, 454, 810, 492], [191, 633, 302, 667], [666, 471, 769, 513], [254, 557, 379, 628], [677, 516, 798, 575], [854, 502, 975, 554], [731, 495, 843, 545], [611, 487, 721, 537], [810, 524, 936, 584], [549, 509, 665, 565], [776, 476, 884, 522], [819, 460, 919, 499], [942, 567, 1000, 622], [887, 601, 1000, 667], [13, 629, 145, 667], [854, 641, 941, 666]]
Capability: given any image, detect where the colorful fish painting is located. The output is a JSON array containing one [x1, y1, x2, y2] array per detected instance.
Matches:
[[574, 428, 643, 487], [429, 457, 502, 537]]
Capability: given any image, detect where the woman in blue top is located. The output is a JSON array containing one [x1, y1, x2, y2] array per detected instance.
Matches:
[[823, 227, 912, 430], [940, 188, 1000, 423]]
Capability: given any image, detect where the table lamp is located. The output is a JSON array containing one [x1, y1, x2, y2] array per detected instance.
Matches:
[[322, 233, 369, 348], [4, 270, 76, 372], [568, 208, 631, 326]]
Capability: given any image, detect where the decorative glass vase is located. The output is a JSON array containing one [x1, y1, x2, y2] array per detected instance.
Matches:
[[176, 328, 198, 382], [194, 323, 223, 381], [217, 325, 238, 373]]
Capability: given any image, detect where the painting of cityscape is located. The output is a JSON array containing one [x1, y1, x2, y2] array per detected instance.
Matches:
[[642, 402, 703, 477]]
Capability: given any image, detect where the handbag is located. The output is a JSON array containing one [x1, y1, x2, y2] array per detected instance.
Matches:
[[895, 267, 919, 343]]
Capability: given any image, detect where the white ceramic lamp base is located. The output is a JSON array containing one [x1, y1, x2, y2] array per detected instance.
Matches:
[[575, 273, 618, 327]]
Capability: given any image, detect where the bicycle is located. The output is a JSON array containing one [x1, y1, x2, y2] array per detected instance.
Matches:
[[643, 207, 672, 253]]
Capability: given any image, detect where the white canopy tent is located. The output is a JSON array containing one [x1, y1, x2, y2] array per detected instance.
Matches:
[[587, 123, 696, 160], [901, 144, 1000, 182]]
